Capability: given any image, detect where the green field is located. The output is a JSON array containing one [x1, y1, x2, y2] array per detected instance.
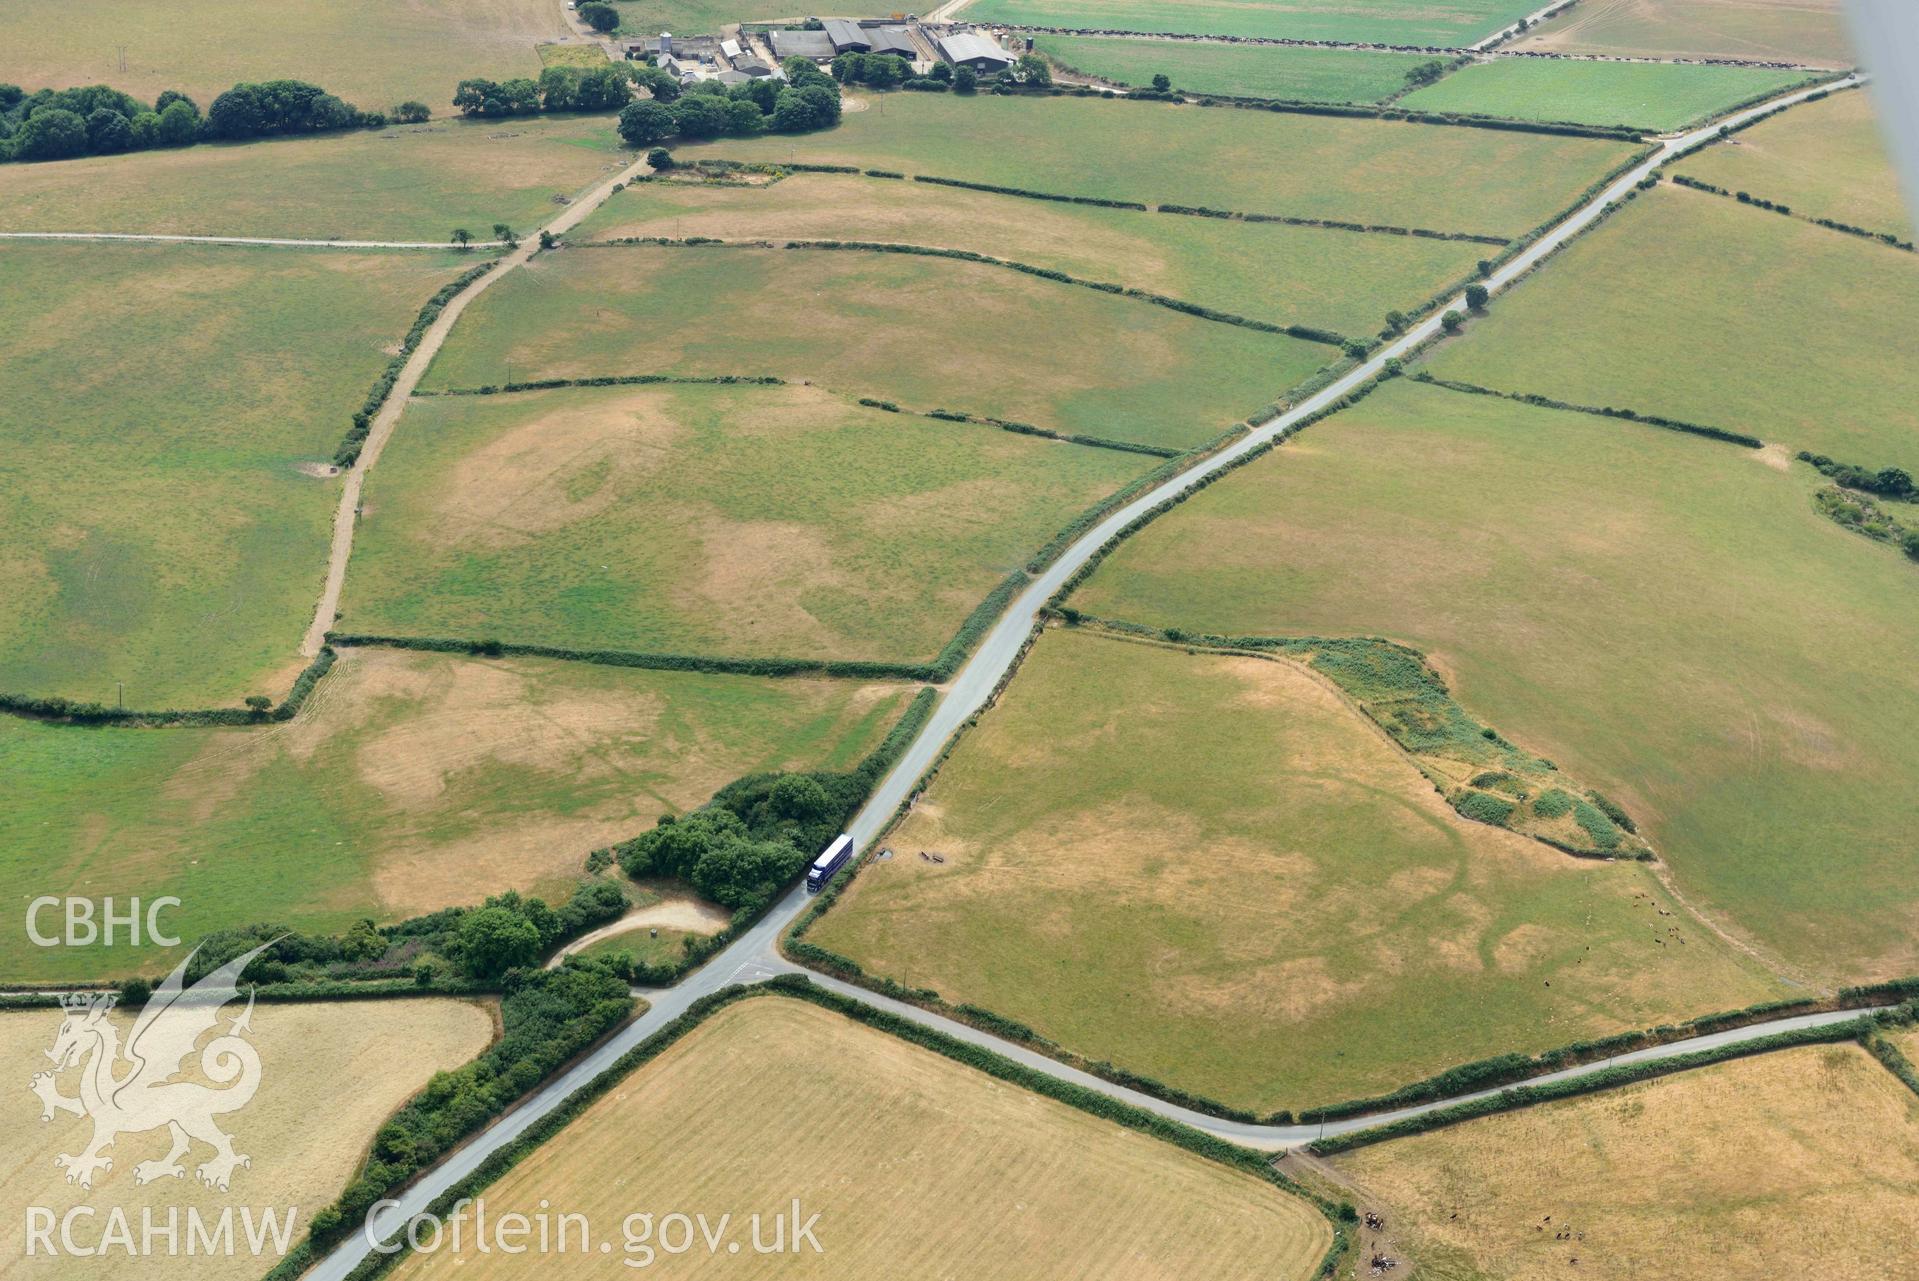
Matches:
[[812, 628, 1783, 1111], [1680, 87, 1913, 238], [0, 242, 474, 708], [954, 0, 1534, 44], [0, 116, 629, 241], [343, 381, 1145, 661], [682, 92, 1638, 238], [421, 244, 1328, 451], [1073, 378, 1919, 985], [576, 172, 1488, 336], [0, 647, 910, 981], [1516, 0, 1855, 67], [1432, 183, 1919, 469], [612, 0, 800, 37], [537, 42, 612, 69], [0, 0, 566, 117], [1400, 57, 1812, 130], [1034, 35, 1434, 102]]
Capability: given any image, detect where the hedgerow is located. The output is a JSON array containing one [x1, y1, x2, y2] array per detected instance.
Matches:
[[1412, 372, 1764, 447], [336, 261, 497, 467], [1156, 202, 1508, 245], [0, 646, 336, 728]]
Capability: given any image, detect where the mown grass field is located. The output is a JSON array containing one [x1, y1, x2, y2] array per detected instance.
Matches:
[[0, 242, 473, 709], [684, 92, 1638, 238], [812, 629, 1782, 1112], [1072, 379, 1919, 985], [611, 0, 798, 37], [0, 648, 909, 981], [1400, 57, 1812, 130], [576, 172, 1488, 336], [1515, 0, 1855, 67], [387, 995, 1334, 1280], [0, 116, 629, 241], [0, 0, 565, 117], [1679, 87, 1913, 238], [954, 0, 1534, 44], [346, 382, 1145, 660], [1432, 183, 1919, 469], [1034, 35, 1433, 102], [422, 245, 1325, 450], [1335, 1045, 1919, 1280], [0, 999, 494, 1281]]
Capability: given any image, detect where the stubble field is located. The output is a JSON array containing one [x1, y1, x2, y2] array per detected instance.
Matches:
[[1514, 0, 1855, 67]]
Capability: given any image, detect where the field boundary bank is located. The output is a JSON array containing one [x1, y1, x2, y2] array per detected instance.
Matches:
[[671, 159, 1516, 243], [574, 235, 1360, 346], [1667, 173, 1917, 252], [1410, 372, 1765, 446], [291, 980, 1354, 1281], [0, 647, 336, 728], [0, 232, 509, 250], [996, 23, 1829, 71], [417, 373, 1185, 457]]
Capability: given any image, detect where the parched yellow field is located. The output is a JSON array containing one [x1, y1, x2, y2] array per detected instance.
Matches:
[[812, 629, 1782, 1111], [1515, 0, 1856, 67], [0, 648, 912, 981], [575, 173, 1488, 337], [389, 995, 1334, 1280], [1334, 1045, 1919, 1281], [0, 998, 495, 1281], [1679, 87, 1913, 238], [0, 0, 566, 116]]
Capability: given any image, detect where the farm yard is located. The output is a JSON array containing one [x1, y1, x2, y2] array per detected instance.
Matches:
[[1072, 378, 1919, 985], [0, 242, 474, 709], [1514, 0, 1857, 67], [343, 381, 1146, 662], [385, 994, 1335, 1280], [0, 0, 567, 119], [1332, 1044, 1919, 1280], [0, 115, 632, 241], [576, 170, 1489, 338], [0, 647, 910, 981], [808, 628, 1783, 1112], [1678, 86, 1913, 239], [950, 0, 1538, 44], [1399, 57, 1816, 130], [0, 999, 494, 1281], [419, 244, 1326, 451], [1031, 36, 1437, 102], [1430, 181, 1919, 469]]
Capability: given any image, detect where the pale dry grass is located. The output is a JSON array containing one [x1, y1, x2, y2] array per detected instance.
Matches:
[[0, 999, 494, 1281], [389, 996, 1332, 1280], [1336, 1044, 1919, 1280], [1514, 0, 1854, 66]]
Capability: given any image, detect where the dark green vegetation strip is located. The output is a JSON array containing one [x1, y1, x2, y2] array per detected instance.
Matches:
[[1863, 1029, 1919, 1098], [1811, 488, 1919, 561], [1412, 371, 1765, 447], [1155, 201, 1509, 246], [0, 646, 336, 727], [580, 235, 1356, 347], [337, 260, 498, 467], [327, 633, 942, 681], [424, 373, 788, 396], [856, 396, 1181, 457], [1669, 173, 1915, 252]]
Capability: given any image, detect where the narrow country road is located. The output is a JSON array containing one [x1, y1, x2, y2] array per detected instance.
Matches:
[[297, 151, 653, 659], [0, 231, 505, 249], [304, 77, 1853, 1280]]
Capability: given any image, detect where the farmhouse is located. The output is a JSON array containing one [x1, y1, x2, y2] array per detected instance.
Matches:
[[937, 31, 1014, 73]]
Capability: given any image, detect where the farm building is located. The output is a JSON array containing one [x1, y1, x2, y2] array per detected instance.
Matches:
[[769, 28, 837, 61], [937, 31, 1013, 73], [823, 19, 872, 52], [862, 25, 918, 57]]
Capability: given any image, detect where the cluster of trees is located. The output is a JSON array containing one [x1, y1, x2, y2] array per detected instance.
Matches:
[[579, 1, 620, 32], [831, 52, 914, 86], [618, 57, 842, 147], [1799, 452, 1914, 501], [0, 78, 389, 163], [453, 62, 639, 117]]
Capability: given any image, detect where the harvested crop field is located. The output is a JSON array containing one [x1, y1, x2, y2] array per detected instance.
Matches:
[[0, 116, 630, 241], [1678, 86, 1913, 239], [0, 0, 565, 119], [1400, 57, 1813, 130], [1033, 35, 1434, 102], [678, 92, 1639, 239], [1430, 182, 1919, 469], [0, 242, 473, 709], [0, 647, 911, 981], [811, 629, 1782, 1112], [576, 171, 1487, 337], [954, 0, 1535, 44], [1333, 1044, 1919, 1281], [0, 998, 494, 1281], [421, 244, 1324, 451], [1071, 378, 1919, 985], [346, 381, 1145, 661], [1514, 0, 1855, 67], [386, 994, 1334, 1280]]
